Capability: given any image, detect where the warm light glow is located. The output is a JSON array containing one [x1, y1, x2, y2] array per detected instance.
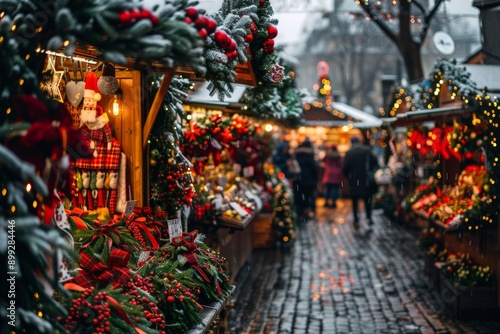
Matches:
[[108, 94, 123, 116], [26, 183, 32, 192], [264, 123, 273, 132], [342, 125, 349, 132]]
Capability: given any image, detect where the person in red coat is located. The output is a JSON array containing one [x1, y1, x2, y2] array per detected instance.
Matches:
[[342, 136, 379, 229], [321, 144, 343, 208]]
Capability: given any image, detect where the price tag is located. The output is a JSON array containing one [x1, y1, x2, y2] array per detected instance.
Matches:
[[218, 175, 228, 188], [124, 200, 137, 218], [214, 194, 223, 209], [233, 163, 242, 174], [229, 202, 249, 217], [243, 166, 254, 177], [167, 219, 183, 238], [211, 138, 222, 150]]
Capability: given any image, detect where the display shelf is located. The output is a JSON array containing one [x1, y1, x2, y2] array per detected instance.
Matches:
[[439, 272, 496, 318], [186, 285, 235, 334], [216, 210, 258, 230]]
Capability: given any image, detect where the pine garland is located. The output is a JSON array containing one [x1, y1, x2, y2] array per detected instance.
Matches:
[[0, 144, 69, 334], [149, 131, 196, 217], [59, 285, 156, 334]]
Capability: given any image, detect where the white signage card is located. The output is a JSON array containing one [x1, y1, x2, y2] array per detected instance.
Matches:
[[124, 200, 137, 218], [243, 166, 254, 177], [233, 163, 242, 174], [214, 194, 223, 209], [167, 219, 183, 238], [229, 202, 249, 217]]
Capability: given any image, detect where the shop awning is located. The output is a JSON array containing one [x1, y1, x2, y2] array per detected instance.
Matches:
[[382, 105, 470, 127], [303, 101, 383, 128]]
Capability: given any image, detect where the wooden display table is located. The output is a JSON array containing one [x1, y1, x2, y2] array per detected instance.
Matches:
[[414, 209, 500, 313], [186, 286, 235, 334]]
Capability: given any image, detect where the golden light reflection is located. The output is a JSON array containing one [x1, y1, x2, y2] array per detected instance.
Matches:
[[338, 248, 347, 257]]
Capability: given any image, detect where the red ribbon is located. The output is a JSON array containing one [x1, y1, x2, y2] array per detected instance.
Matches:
[[65, 208, 89, 229], [171, 231, 211, 284], [82, 219, 123, 249], [73, 249, 131, 288], [127, 215, 160, 250]]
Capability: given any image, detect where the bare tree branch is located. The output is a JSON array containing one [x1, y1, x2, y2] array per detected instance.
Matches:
[[412, 0, 427, 15], [420, 0, 444, 42], [358, 1, 399, 45]]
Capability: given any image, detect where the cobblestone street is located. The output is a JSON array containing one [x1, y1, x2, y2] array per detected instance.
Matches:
[[227, 199, 500, 334]]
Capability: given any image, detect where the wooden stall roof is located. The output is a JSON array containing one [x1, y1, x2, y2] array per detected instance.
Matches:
[[303, 102, 383, 128]]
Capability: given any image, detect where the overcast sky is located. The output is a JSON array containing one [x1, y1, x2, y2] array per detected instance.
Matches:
[[272, 0, 480, 50]]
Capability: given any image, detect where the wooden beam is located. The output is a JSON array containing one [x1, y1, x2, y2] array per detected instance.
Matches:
[[143, 72, 174, 148]]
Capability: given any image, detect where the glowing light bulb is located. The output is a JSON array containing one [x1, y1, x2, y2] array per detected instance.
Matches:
[[108, 94, 123, 116]]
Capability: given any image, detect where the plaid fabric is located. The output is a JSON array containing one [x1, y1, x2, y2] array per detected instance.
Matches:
[[79, 124, 112, 144], [108, 189, 117, 215], [75, 138, 121, 170], [73, 250, 131, 288]]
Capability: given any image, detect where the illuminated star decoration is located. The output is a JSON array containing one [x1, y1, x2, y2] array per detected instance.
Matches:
[[40, 55, 64, 102]]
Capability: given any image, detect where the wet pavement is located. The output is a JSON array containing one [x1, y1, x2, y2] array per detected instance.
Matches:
[[226, 199, 500, 334]]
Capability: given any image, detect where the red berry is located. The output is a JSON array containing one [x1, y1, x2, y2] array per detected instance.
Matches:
[[250, 22, 257, 34], [150, 14, 159, 26], [185, 7, 199, 20], [244, 34, 253, 43], [130, 9, 141, 20], [140, 9, 151, 19], [118, 11, 132, 26], [267, 25, 278, 39], [198, 28, 208, 38], [166, 295, 175, 303], [226, 50, 238, 60], [184, 17, 193, 24], [205, 18, 217, 34], [226, 39, 237, 52], [214, 30, 230, 47], [195, 16, 207, 29]]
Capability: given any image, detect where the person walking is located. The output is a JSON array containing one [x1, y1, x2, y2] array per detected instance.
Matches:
[[342, 136, 379, 229], [321, 144, 343, 208], [272, 140, 300, 182], [294, 137, 319, 220]]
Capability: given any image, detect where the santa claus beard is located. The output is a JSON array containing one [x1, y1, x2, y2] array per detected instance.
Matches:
[[80, 108, 96, 124]]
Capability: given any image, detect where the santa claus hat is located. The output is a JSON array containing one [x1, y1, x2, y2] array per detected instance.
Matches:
[[84, 72, 102, 101]]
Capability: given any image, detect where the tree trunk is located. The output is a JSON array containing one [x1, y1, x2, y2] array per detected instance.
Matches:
[[400, 42, 424, 82]]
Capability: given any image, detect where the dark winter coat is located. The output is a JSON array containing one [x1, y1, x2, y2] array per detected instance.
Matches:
[[272, 141, 293, 179], [342, 143, 379, 196], [322, 151, 343, 185], [295, 143, 319, 188]]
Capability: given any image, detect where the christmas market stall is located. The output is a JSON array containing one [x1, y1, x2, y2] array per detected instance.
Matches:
[[386, 58, 500, 316], [0, 0, 294, 333]]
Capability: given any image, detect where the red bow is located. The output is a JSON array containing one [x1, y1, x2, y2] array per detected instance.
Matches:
[[171, 231, 211, 284], [73, 249, 131, 288]]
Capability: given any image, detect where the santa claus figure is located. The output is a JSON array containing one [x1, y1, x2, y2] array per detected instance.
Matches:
[[80, 71, 112, 156]]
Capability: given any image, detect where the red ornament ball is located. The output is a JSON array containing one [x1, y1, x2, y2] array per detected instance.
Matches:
[[118, 11, 132, 26], [226, 51, 238, 61], [205, 18, 217, 34], [195, 16, 207, 29], [227, 39, 237, 52], [244, 34, 254, 43], [198, 28, 208, 39], [267, 25, 278, 39], [185, 7, 199, 20], [214, 30, 230, 48], [130, 9, 141, 20], [166, 295, 175, 303]]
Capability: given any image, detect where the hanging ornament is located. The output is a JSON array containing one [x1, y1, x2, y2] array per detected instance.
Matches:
[[267, 25, 278, 39], [97, 63, 119, 95], [270, 64, 285, 83]]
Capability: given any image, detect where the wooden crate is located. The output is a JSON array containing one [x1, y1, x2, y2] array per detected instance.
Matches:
[[439, 272, 497, 317], [423, 253, 440, 290], [252, 213, 275, 249]]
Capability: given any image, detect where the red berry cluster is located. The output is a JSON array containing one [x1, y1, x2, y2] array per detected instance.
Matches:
[[185, 7, 217, 39], [127, 276, 166, 333], [62, 287, 113, 334], [159, 274, 198, 306], [118, 8, 159, 27], [129, 225, 148, 249], [214, 30, 238, 60]]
